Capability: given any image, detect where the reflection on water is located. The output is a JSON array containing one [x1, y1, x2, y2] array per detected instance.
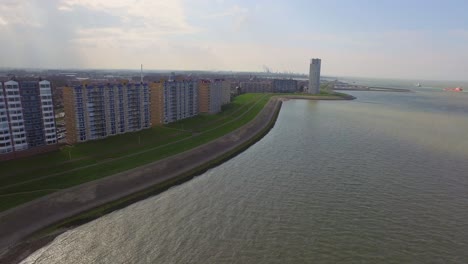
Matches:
[[22, 90, 468, 263]]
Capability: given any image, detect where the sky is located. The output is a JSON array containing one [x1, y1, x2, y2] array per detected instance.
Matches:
[[1, 0, 468, 80]]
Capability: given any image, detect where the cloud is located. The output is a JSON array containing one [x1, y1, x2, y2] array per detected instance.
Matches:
[[58, 0, 197, 34], [200, 4, 250, 32], [57, 0, 200, 53], [205, 5, 248, 18], [0, 0, 201, 69], [0, 16, 7, 26], [1, 1, 468, 80], [0, 0, 44, 27]]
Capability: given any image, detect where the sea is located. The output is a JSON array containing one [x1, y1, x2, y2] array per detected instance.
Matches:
[[20, 77, 468, 263]]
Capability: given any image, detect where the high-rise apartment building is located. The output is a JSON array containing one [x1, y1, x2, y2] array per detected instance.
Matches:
[[309, 58, 321, 94], [0, 80, 27, 154], [0, 80, 57, 156], [22, 80, 57, 146], [150, 79, 198, 125], [63, 82, 150, 144], [199, 80, 223, 114], [221, 80, 231, 105]]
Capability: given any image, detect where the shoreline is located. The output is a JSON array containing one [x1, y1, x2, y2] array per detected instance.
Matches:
[[334, 86, 411, 92], [0, 94, 353, 263]]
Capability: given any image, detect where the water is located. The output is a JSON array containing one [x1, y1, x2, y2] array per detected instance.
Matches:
[[21, 87, 468, 263], [331, 75, 468, 91]]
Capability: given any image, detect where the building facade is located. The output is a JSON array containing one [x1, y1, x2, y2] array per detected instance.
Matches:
[[309, 58, 321, 94], [21, 80, 57, 147], [150, 79, 198, 125], [240, 81, 272, 93], [0, 80, 57, 155], [63, 82, 150, 144], [221, 80, 231, 105], [272, 79, 298, 93], [199, 80, 223, 114]]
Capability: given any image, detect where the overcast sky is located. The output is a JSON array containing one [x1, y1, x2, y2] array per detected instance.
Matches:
[[1, 0, 468, 80]]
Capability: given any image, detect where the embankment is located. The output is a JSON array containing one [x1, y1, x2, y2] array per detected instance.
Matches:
[[0, 94, 352, 262]]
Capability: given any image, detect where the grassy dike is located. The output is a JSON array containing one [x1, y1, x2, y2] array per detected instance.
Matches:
[[0, 94, 267, 211], [33, 98, 283, 238], [0, 92, 353, 263]]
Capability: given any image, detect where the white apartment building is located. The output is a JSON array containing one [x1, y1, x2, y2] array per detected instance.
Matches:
[[64, 82, 150, 144], [0, 81, 28, 153], [39, 80, 57, 145], [162, 80, 198, 123]]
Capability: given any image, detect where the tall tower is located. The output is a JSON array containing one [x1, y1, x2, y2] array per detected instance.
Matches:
[[140, 64, 143, 83], [308, 58, 321, 94]]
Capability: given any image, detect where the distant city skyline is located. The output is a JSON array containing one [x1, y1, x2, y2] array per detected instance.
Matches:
[[1, 0, 468, 80]]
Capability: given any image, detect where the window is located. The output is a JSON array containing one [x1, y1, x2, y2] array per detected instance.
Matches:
[[14, 134, 25, 139], [9, 103, 20, 108]]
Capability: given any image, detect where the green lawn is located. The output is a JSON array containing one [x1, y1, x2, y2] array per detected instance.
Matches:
[[0, 92, 350, 212], [166, 93, 260, 132], [0, 93, 270, 211]]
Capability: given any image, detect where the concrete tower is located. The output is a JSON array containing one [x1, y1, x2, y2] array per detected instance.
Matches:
[[308, 58, 321, 94]]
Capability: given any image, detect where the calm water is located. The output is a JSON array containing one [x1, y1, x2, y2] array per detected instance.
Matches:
[[22, 88, 468, 263]]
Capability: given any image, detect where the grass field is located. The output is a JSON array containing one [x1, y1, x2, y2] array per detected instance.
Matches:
[[0, 93, 270, 211]]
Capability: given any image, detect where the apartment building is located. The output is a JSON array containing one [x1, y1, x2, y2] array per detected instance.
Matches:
[[150, 79, 198, 125], [199, 80, 223, 114], [63, 82, 150, 144], [221, 80, 231, 105], [272, 79, 298, 93], [240, 81, 272, 93], [0, 80, 57, 155]]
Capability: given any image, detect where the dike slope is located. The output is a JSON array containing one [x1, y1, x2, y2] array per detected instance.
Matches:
[[0, 94, 352, 261], [0, 97, 281, 251]]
